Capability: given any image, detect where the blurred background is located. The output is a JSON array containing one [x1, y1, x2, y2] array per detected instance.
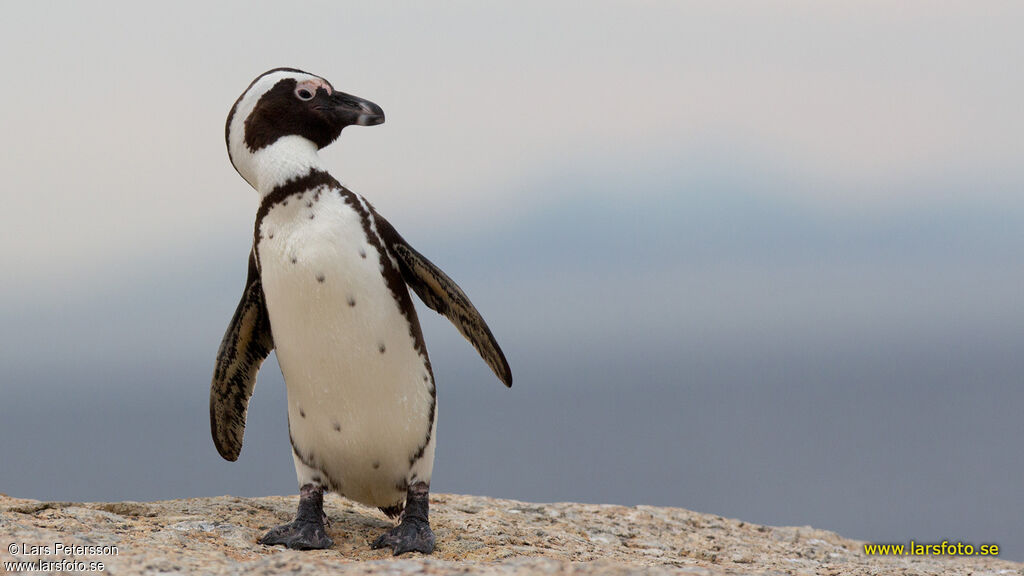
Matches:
[[1, 1, 1022, 560]]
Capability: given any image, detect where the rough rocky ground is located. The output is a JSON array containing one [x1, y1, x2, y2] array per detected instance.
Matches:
[[0, 493, 1019, 575]]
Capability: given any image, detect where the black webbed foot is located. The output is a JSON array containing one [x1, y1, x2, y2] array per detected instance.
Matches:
[[259, 520, 333, 550], [370, 481, 435, 555], [371, 515, 435, 555], [259, 484, 334, 550]]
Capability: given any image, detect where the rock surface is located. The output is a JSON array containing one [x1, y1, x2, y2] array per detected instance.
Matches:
[[0, 493, 1018, 575]]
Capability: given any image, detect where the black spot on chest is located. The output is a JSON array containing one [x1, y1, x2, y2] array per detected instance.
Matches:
[[252, 171, 339, 266]]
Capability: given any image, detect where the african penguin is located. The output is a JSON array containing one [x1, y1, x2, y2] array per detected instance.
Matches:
[[210, 68, 512, 555]]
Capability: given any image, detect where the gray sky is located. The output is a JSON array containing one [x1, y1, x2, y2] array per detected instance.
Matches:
[[1, 1, 1022, 561]]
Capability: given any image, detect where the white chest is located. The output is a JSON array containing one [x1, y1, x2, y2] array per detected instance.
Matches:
[[256, 186, 436, 506]]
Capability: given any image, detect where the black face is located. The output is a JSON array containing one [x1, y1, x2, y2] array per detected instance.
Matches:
[[242, 77, 385, 152]]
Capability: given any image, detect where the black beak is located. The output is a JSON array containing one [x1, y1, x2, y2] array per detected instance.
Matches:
[[330, 91, 385, 126]]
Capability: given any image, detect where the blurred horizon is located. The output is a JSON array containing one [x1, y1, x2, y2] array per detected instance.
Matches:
[[2, 1, 1022, 561]]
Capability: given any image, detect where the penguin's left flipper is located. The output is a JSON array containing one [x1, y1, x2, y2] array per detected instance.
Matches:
[[210, 248, 275, 461], [372, 210, 513, 388]]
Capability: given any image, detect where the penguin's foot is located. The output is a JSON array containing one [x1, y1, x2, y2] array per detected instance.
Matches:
[[371, 516, 435, 555], [259, 483, 334, 550], [370, 481, 435, 555], [259, 519, 333, 550]]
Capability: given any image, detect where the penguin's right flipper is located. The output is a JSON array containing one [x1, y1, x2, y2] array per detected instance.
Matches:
[[210, 249, 275, 461], [370, 210, 512, 388]]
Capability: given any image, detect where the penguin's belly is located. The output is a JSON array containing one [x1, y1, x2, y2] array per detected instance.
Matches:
[[257, 189, 435, 507]]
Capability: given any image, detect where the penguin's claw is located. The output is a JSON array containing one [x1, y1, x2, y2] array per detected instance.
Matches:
[[371, 517, 435, 555], [259, 519, 334, 550]]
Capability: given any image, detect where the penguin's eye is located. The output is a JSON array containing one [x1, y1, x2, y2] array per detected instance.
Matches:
[[296, 88, 314, 101]]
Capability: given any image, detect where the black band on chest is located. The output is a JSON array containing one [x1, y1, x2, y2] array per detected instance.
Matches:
[[252, 169, 340, 262]]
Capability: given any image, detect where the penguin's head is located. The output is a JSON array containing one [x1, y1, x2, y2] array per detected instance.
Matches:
[[225, 68, 384, 189]]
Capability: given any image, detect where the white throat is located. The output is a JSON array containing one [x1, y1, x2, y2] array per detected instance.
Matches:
[[245, 136, 327, 196]]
